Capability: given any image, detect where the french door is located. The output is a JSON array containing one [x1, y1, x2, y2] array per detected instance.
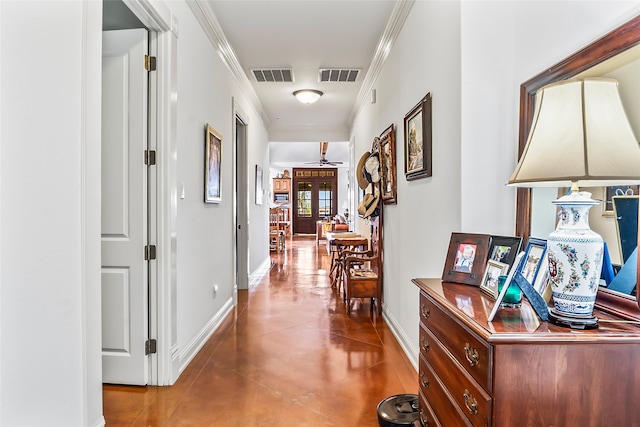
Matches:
[[292, 168, 338, 234]]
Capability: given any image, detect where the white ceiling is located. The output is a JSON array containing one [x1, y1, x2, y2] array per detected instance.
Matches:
[[201, 0, 411, 166]]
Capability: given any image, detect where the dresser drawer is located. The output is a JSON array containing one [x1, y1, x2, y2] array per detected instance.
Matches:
[[421, 324, 492, 427], [420, 291, 492, 392], [418, 389, 442, 427], [419, 354, 472, 427]]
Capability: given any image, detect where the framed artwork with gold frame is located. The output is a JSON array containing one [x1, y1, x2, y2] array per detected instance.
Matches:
[[379, 124, 397, 204], [205, 124, 223, 203]]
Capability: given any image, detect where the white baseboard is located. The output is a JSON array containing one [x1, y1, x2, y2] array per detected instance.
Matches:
[[382, 304, 419, 371], [91, 416, 106, 427], [249, 257, 271, 288], [176, 297, 234, 375]]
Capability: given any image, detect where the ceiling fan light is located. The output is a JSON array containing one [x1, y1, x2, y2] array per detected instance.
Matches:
[[293, 89, 323, 104]]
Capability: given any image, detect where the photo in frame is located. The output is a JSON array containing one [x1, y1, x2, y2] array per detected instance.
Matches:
[[488, 236, 523, 269], [612, 195, 639, 264], [442, 232, 490, 286], [205, 124, 223, 203], [404, 92, 432, 180], [532, 254, 550, 298], [379, 124, 397, 204], [480, 259, 510, 299], [518, 238, 547, 287], [603, 185, 639, 215], [488, 251, 526, 322], [255, 165, 263, 205]]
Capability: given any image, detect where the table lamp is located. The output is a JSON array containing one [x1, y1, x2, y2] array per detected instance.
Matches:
[[508, 78, 640, 329]]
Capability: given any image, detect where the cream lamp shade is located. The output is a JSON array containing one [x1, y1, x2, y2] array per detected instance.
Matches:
[[508, 78, 640, 188]]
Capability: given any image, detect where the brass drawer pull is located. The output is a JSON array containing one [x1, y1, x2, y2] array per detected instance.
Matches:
[[464, 342, 479, 367], [421, 304, 430, 319], [463, 389, 478, 415], [420, 410, 428, 426], [420, 373, 429, 389], [420, 336, 430, 352]]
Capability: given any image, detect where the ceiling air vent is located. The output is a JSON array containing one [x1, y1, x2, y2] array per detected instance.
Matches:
[[251, 68, 293, 82], [319, 68, 360, 82]]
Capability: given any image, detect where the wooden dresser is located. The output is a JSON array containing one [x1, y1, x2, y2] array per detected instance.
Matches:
[[413, 278, 640, 427]]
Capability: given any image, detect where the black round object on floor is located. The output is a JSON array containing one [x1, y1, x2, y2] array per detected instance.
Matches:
[[377, 394, 420, 427]]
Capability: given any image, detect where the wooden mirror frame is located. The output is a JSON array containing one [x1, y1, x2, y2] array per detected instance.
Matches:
[[516, 14, 640, 320]]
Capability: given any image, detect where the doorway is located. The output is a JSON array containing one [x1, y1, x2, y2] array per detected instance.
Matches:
[[101, 27, 153, 385], [292, 168, 338, 234], [235, 107, 249, 292], [101, 0, 173, 386]]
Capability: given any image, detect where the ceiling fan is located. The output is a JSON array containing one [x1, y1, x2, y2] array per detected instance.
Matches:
[[305, 141, 344, 166]]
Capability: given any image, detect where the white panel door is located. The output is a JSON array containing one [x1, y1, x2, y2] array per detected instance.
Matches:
[[101, 28, 149, 385]]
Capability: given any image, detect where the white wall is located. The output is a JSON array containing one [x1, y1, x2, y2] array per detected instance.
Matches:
[[351, 0, 640, 368], [461, 1, 640, 234], [167, 1, 269, 368], [1, 1, 103, 425], [1, 0, 271, 424], [351, 0, 463, 361]]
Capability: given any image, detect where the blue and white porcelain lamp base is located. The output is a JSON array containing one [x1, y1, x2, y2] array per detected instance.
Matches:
[[546, 191, 603, 330]]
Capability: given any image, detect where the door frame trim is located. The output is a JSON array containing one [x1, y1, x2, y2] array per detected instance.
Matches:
[[120, 0, 178, 386], [233, 99, 250, 295]]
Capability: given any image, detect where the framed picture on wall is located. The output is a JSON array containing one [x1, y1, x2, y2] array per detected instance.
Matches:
[[404, 92, 432, 181], [379, 124, 397, 204], [205, 124, 223, 203], [255, 165, 263, 205]]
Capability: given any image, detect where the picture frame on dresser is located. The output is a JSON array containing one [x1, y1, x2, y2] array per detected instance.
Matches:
[[603, 185, 639, 216], [480, 259, 509, 299], [442, 232, 490, 286], [518, 238, 547, 287], [488, 235, 523, 269], [488, 251, 526, 321]]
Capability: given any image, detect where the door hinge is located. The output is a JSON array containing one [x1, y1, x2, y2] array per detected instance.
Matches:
[[144, 245, 157, 260], [145, 339, 157, 355], [145, 55, 157, 71], [144, 150, 156, 165]]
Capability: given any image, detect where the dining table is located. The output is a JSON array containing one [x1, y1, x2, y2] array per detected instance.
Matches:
[[325, 231, 368, 288]]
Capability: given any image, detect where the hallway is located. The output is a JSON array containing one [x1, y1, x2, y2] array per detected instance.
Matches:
[[103, 236, 418, 426]]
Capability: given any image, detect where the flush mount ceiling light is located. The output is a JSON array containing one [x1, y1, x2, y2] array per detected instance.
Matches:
[[293, 89, 323, 104]]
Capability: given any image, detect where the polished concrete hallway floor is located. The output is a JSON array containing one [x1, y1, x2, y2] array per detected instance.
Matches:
[[103, 236, 418, 426]]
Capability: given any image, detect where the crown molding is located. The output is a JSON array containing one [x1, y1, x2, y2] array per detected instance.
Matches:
[[350, 0, 415, 124], [188, 1, 271, 129]]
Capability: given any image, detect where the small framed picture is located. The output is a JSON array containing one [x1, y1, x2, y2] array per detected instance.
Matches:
[[442, 232, 491, 286], [255, 165, 263, 205], [205, 124, 223, 203], [603, 185, 639, 215], [488, 236, 523, 269], [518, 238, 547, 286], [488, 252, 526, 322], [404, 92, 432, 181], [379, 124, 397, 204], [480, 260, 510, 299], [533, 254, 550, 298]]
